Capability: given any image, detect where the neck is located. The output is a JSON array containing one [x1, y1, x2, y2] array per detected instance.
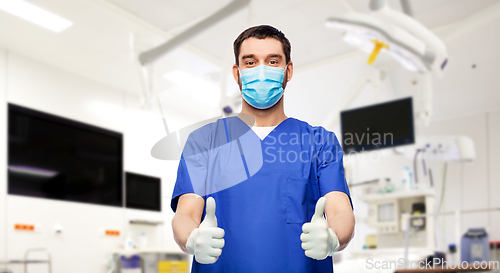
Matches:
[[239, 98, 288, 127]]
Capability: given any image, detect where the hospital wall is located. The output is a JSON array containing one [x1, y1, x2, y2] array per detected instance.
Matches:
[[0, 47, 183, 273]]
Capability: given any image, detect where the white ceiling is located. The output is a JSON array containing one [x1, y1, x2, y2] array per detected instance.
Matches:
[[0, 0, 498, 122]]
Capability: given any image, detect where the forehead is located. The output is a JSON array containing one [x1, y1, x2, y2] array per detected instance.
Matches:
[[239, 37, 284, 59]]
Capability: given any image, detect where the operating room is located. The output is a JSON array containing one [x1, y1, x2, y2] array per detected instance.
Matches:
[[0, 0, 499, 272]]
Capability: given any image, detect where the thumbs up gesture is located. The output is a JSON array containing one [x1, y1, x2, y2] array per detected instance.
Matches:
[[300, 197, 340, 260], [185, 197, 225, 264]]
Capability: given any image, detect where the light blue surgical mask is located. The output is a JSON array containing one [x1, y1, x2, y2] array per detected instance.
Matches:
[[238, 64, 287, 109]]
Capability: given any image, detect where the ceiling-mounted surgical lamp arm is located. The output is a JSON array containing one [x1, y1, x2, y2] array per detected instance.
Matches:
[[399, 0, 413, 17], [138, 0, 250, 66]]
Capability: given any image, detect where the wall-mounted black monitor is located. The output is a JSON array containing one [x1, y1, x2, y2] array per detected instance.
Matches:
[[8, 103, 123, 207], [125, 172, 161, 212], [340, 97, 414, 153]]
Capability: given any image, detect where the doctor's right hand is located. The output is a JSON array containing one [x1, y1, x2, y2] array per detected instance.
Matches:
[[185, 197, 225, 264]]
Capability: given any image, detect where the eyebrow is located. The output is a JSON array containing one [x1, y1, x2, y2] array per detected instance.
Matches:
[[241, 54, 283, 61], [241, 54, 255, 60], [267, 54, 283, 60]]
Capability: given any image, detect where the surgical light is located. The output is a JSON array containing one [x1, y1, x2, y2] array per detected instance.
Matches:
[[326, 0, 448, 77], [0, 0, 73, 32]]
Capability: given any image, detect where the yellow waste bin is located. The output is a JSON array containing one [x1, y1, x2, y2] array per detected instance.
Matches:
[[158, 260, 188, 273]]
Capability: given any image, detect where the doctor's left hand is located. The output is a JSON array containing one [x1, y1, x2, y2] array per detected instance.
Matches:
[[300, 197, 340, 260]]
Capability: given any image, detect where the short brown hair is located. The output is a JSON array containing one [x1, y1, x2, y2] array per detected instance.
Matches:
[[233, 25, 291, 66]]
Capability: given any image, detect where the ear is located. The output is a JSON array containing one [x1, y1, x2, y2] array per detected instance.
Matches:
[[232, 64, 240, 85], [286, 61, 293, 82]]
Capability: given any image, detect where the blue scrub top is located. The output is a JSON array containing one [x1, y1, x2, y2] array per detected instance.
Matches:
[[171, 116, 353, 273]]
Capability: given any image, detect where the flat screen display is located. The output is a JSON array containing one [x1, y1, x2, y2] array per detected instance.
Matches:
[[126, 172, 161, 211], [340, 97, 414, 153], [8, 103, 123, 207]]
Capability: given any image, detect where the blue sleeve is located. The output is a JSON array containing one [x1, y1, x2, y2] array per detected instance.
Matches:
[[316, 128, 353, 210], [170, 130, 209, 212]]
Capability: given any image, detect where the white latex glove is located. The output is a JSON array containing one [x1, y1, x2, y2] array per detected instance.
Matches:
[[300, 196, 340, 260], [185, 197, 225, 264]]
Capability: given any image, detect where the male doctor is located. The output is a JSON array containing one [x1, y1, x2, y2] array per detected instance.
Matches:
[[171, 25, 355, 273]]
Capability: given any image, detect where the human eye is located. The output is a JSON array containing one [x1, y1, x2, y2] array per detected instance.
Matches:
[[268, 60, 278, 65]]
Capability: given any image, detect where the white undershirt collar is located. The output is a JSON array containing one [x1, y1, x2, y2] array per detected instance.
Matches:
[[251, 126, 276, 140]]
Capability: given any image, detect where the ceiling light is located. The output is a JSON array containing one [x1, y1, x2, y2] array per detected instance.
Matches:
[[0, 0, 73, 32]]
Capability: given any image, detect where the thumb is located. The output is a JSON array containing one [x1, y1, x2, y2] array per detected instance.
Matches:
[[201, 197, 217, 227], [311, 197, 326, 222]]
